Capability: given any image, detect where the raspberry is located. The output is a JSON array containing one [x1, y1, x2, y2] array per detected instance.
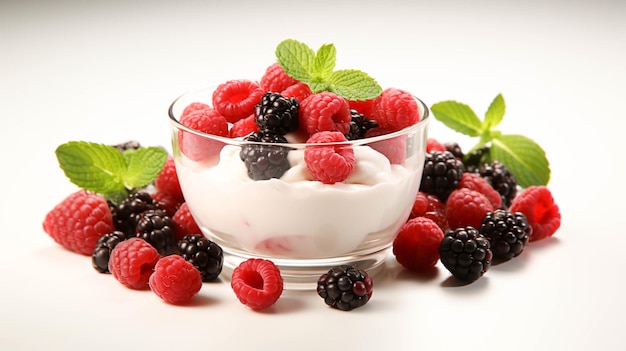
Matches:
[[509, 186, 561, 242], [172, 202, 202, 242], [345, 109, 379, 140], [459, 172, 502, 209], [110, 191, 160, 237], [426, 138, 446, 153], [212, 79, 264, 123], [445, 188, 494, 230], [393, 217, 445, 272], [178, 234, 224, 281], [477, 160, 517, 208], [135, 209, 177, 255], [409, 192, 448, 231], [178, 107, 229, 162], [280, 81, 312, 103], [370, 88, 420, 132], [364, 127, 406, 165], [149, 255, 203, 305], [154, 156, 183, 201], [92, 231, 126, 273], [419, 151, 464, 202], [229, 114, 259, 138], [181, 102, 211, 119], [109, 238, 161, 289], [348, 98, 374, 118], [259, 62, 298, 93], [304, 131, 355, 184], [239, 131, 291, 180], [254, 92, 300, 135], [439, 227, 492, 282], [316, 265, 373, 311], [43, 190, 114, 256], [299, 92, 351, 136], [231, 258, 283, 310], [479, 209, 531, 260]]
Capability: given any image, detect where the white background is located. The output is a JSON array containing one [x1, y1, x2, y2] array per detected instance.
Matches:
[[2, 0, 625, 350]]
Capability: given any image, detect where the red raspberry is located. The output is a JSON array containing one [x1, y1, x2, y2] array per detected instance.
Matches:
[[459, 173, 502, 209], [348, 98, 375, 118], [299, 92, 351, 136], [364, 128, 406, 165], [409, 191, 448, 231], [371, 88, 420, 132], [149, 255, 202, 304], [393, 217, 445, 272], [304, 131, 355, 184], [510, 186, 561, 242], [151, 191, 183, 217], [259, 62, 298, 93], [178, 108, 229, 162], [280, 81, 312, 103], [42, 190, 114, 256], [155, 156, 183, 201], [212, 79, 264, 123], [181, 102, 211, 119], [231, 258, 283, 310], [229, 114, 259, 138], [426, 138, 446, 153], [172, 202, 202, 242], [445, 188, 494, 230], [108, 238, 160, 290]]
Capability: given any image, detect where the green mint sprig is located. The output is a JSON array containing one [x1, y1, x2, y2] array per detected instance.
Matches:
[[55, 141, 168, 204], [430, 94, 550, 187], [275, 39, 382, 101]]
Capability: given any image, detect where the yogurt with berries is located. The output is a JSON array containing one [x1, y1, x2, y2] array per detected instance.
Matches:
[[176, 141, 424, 258]]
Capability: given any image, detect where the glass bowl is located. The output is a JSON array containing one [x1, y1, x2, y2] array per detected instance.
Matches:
[[168, 86, 430, 289]]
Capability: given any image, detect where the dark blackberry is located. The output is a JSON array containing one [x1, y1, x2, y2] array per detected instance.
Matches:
[[178, 234, 224, 281], [112, 140, 141, 152], [479, 209, 531, 260], [419, 151, 464, 202], [345, 109, 378, 140], [239, 131, 291, 180], [109, 191, 160, 237], [439, 226, 492, 282], [254, 92, 299, 135], [478, 160, 517, 208], [444, 142, 464, 160], [463, 145, 491, 173], [316, 265, 373, 311], [91, 231, 126, 273], [135, 209, 176, 255]]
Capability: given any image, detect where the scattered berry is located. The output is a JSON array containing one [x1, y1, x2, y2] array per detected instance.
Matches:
[[364, 127, 407, 165], [92, 231, 126, 273], [299, 92, 351, 135], [509, 186, 561, 242], [477, 160, 517, 208], [109, 238, 161, 289], [419, 151, 464, 202], [409, 191, 447, 231], [135, 209, 177, 255], [259, 62, 298, 93], [393, 217, 444, 272], [459, 172, 502, 209], [445, 188, 494, 230], [154, 156, 184, 201], [426, 138, 446, 153], [254, 92, 300, 135], [479, 209, 531, 260], [229, 114, 259, 138], [43, 190, 114, 256], [439, 227, 492, 282], [280, 81, 312, 103], [178, 107, 229, 162], [149, 255, 203, 305], [239, 131, 291, 180], [110, 191, 160, 238], [304, 131, 355, 184], [178, 234, 224, 282], [370, 87, 420, 132], [212, 79, 264, 123], [345, 109, 379, 140], [316, 265, 373, 311], [231, 258, 284, 310], [172, 202, 202, 242]]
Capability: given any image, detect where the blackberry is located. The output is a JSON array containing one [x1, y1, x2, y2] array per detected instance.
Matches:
[[444, 142, 464, 160], [419, 151, 464, 202], [479, 209, 531, 260], [439, 226, 492, 282], [109, 191, 160, 237], [239, 131, 291, 180], [135, 209, 176, 255], [178, 234, 224, 281], [112, 140, 141, 152], [463, 145, 491, 173], [316, 265, 373, 311], [254, 92, 299, 135], [91, 231, 126, 273], [345, 109, 378, 140], [478, 160, 517, 208]]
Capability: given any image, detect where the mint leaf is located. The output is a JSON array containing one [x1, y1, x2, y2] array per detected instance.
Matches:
[[327, 69, 382, 100], [313, 43, 336, 79], [483, 93, 505, 130], [124, 147, 168, 189], [430, 101, 483, 137], [55, 141, 127, 195], [276, 39, 315, 83], [489, 134, 550, 187]]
